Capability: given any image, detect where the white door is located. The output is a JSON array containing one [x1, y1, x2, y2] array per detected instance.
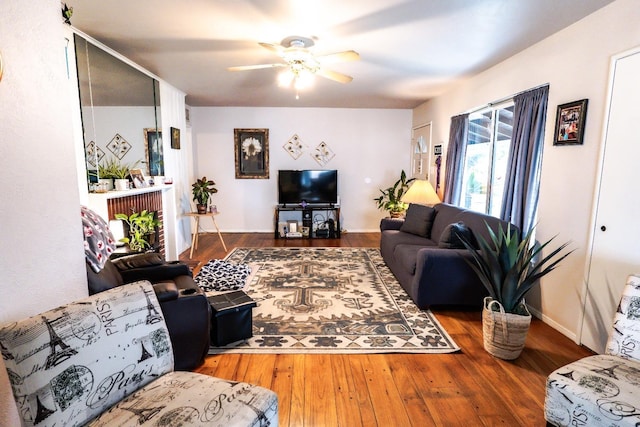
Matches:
[[580, 48, 640, 353], [411, 123, 431, 179]]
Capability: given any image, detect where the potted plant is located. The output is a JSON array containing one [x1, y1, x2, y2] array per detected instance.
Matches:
[[374, 170, 415, 217], [460, 223, 573, 360], [192, 176, 218, 214], [99, 158, 140, 190], [115, 210, 161, 252]]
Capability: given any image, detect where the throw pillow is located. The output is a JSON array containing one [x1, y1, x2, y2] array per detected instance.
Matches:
[[400, 204, 436, 238], [439, 221, 473, 249], [82, 205, 116, 273]]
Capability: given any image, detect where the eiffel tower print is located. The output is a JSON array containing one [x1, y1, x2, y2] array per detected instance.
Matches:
[[121, 405, 164, 423], [44, 316, 77, 369], [143, 288, 162, 325], [138, 342, 153, 363], [34, 395, 55, 424]]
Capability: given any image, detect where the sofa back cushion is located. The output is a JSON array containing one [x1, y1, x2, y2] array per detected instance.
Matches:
[[431, 203, 466, 242], [606, 274, 640, 361], [432, 203, 517, 249], [438, 221, 473, 249], [0, 281, 174, 427]]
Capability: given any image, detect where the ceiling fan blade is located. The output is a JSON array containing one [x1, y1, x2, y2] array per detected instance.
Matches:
[[316, 68, 354, 84], [227, 63, 286, 71], [316, 50, 360, 64], [259, 42, 284, 54]]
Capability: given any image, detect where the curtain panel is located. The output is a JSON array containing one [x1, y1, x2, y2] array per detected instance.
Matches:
[[443, 114, 469, 205], [500, 85, 549, 233]]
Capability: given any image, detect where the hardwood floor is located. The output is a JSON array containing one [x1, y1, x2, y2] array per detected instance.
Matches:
[[180, 232, 593, 426]]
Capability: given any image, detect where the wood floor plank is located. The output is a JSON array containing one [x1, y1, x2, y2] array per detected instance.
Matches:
[[386, 355, 437, 426], [346, 355, 378, 427], [303, 354, 339, 426], [270, 354, 295, 427], [330, 355, 366, 427], [185, 232, 592, 426], [289, 354, 305, 426], [360, 355, 412, 426]]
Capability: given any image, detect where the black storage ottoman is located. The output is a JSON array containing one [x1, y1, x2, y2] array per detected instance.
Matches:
[[207, 291, 257, 346]]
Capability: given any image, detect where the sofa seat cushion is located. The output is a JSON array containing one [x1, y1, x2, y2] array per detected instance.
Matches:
[[545, 354, 640, 426], [88, 371, 279, 426], [381, 229, 435, 248]]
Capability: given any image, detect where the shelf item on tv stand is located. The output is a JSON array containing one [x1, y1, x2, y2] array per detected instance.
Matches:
[[274, 204, 341, 239]]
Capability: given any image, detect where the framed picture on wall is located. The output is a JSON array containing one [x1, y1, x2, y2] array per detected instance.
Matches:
[[234, 128, 269, 179], [171, 127, 180, 149], [144, 128, 164, 176], [553, 99, 588, 145]]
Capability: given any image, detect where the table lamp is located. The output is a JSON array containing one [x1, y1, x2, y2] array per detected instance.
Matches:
[[401, 179, 441, 206]]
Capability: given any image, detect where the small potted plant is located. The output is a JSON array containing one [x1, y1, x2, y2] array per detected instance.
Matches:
[[99, 158, 140, 191], [374, 170, 415, 217], [461, 224, 573, 360], [192, 176, 218, 214], [115, 209, 161, 252]]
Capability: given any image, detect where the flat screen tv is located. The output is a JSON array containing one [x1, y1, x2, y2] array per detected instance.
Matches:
[[278, 170, 338, 205]]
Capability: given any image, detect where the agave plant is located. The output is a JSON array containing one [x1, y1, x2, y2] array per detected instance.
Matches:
[[460, 223, 573, 314]]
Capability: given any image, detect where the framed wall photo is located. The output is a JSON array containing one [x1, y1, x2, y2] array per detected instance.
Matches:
[[171, 126, 180, 149], [553, 99, 588, 145], [144, 128, 164, 176], [234, 128, 269, 179]]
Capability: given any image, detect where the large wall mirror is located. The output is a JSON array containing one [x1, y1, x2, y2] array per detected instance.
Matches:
[[74, 34, 162, 190]]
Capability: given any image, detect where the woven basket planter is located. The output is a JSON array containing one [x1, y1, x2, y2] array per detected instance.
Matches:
[[482, 297, 532, 360]]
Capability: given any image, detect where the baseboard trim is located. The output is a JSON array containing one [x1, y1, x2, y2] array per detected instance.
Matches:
[[527, 304, 578, 343]]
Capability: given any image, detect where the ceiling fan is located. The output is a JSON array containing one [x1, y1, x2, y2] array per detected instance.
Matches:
[[228, 36, 360, 89]]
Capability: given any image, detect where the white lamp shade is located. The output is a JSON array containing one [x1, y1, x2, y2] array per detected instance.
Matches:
[[401, 180, 441, 206]]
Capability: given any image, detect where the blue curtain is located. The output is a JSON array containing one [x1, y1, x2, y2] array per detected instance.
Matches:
[[500, 85, 549, 233], [443, 114, 469, 204]]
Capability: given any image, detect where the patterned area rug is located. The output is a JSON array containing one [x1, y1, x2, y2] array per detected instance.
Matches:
[[208, 247, 459, 354]]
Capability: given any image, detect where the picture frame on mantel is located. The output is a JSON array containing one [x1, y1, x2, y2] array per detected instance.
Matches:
[[234, 128, 269, 179], [553, 99, 588, 146]]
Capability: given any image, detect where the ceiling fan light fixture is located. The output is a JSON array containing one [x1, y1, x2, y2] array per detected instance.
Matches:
[[278, 70, 295, 87], [294, 69, 315, 90]]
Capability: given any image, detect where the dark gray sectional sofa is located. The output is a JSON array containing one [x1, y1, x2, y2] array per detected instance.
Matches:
[[380, 202, 516, 309]]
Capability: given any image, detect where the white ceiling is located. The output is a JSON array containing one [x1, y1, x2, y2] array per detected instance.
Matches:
[[70, 0, 613, 109]]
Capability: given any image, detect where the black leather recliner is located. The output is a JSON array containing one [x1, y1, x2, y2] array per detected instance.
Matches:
[[86, 252, 211, 371]]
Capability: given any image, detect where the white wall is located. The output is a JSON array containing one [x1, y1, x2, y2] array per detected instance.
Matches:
[[159, 81, 191, 257], [412, 0, 640, 344], [191, 107, 412, 233], [0, 2, 87, 424]]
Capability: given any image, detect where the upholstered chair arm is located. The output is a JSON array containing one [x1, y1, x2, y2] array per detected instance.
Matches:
[[380, 217, 404, 231]]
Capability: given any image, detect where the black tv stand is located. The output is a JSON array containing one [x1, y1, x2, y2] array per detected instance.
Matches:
[[274, 205, 341, 239]]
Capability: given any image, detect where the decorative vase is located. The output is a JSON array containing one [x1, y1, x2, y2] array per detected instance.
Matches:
[[114, 179, 129, 191], [390, 211, 404, 218], [197, 204, 207, 214], [482, 297, 531, 360]]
